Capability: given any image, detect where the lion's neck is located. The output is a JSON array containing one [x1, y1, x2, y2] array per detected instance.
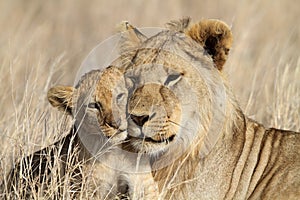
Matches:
[[152, 102, 250, 199], [190, 109, 249, 199]]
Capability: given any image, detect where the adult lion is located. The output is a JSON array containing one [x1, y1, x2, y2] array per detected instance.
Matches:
[[118, 18, 300, 199]]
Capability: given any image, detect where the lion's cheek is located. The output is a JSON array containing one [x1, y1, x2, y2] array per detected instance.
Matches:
[[141, 123, 159, 138]]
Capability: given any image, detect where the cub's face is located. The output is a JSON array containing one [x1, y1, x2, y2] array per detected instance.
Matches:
[[48, 67, 128, 145], [77, 67, 129, 145]]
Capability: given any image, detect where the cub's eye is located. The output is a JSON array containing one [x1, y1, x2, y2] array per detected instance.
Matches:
[[88, 102, 96, 109], [164, 73, 182, 86], [125, 76, 137, 94], [88, 102, 102, 111], [116, 93, 126, 101]]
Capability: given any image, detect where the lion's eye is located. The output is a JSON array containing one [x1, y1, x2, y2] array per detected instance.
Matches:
[[164, 74, 182, 86], [88, 102, 102, 111]]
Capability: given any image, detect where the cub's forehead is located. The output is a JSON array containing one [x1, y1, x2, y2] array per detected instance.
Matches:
[[97, 67, 124, 89], [74, 70, 101, 98], [75, 67, 124, 91]]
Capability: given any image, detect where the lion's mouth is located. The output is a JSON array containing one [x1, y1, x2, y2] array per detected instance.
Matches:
[[129, 134, 176, 144]]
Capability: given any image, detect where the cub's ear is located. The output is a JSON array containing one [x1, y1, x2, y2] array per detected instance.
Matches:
[[47, 86, 74, 115], [116, 21, 147, 54], [185, 19, 233, 70]]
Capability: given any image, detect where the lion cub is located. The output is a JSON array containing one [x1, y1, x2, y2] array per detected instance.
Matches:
[[48, 66, 158, 199]]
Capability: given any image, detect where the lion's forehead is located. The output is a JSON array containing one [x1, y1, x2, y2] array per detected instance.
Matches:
[[127, 30, 210, 65], [124, 53, 210, 90], [130, 84, 164, 105], [114, 29, 211, 75]]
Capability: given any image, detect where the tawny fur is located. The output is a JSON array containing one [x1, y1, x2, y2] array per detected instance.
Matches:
[[5, 18, 299, 200]]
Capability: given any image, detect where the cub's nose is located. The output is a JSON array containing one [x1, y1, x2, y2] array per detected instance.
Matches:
[[130, 114, 149, 126]]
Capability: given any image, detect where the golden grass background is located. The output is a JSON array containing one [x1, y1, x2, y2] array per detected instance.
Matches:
[[0, 0, 299, 198]]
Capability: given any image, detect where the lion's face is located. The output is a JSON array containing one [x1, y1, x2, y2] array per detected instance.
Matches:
[[121, 58, 205, 157], [127, 82, 181, 154]]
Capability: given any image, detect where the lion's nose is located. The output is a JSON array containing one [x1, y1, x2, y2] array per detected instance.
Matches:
[[130, 114, 149, 126]]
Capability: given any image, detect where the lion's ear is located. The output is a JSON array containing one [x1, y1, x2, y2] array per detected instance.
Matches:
[[165, 17, 191, 32], [185, 19, 233, 70], [47, 86, 75, 115], [117, 21, 147, 54]]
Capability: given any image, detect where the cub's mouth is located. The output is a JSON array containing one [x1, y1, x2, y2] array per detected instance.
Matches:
[[106, 129, 127, 137], [104, 129, 128, 144]]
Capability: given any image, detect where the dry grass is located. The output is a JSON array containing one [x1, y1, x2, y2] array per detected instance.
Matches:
[[0, 0, 299, 199]]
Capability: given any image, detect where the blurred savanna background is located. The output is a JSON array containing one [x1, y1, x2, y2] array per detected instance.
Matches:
[[0, 0, 299, 198]]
